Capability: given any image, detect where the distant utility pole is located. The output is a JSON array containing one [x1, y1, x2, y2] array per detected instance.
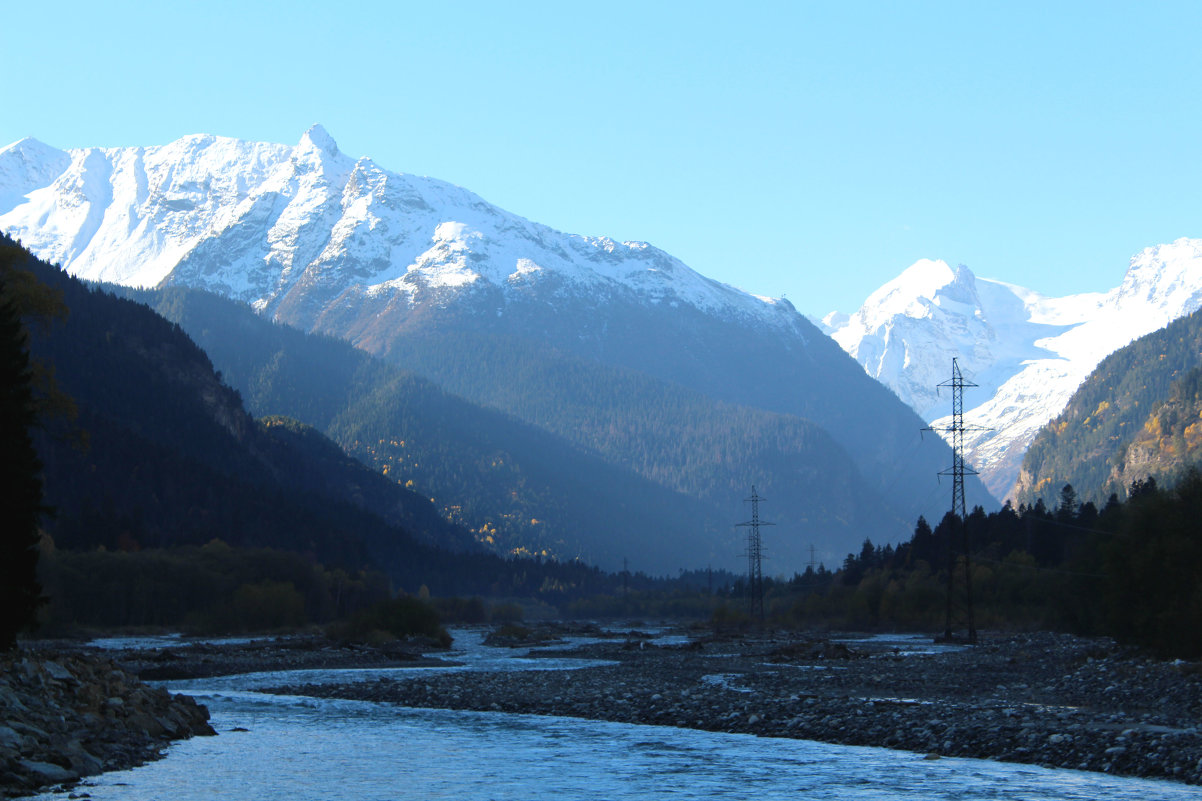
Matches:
[[736, 486, 774, 620], [923, 358, 984, 644]]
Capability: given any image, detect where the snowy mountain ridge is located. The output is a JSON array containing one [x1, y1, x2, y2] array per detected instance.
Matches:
[[0, 126, 799, 334], [823, 239, 1202, 498], [1, 126, 990, 567]]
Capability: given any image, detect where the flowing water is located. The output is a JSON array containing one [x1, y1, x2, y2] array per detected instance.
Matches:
[[33, 631, 1202, 800]]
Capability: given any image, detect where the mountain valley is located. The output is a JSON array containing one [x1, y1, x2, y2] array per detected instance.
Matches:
[[0, 127, 991, 572]]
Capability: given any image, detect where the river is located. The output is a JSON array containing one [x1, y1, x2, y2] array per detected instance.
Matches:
[[30, 630, 1202, 800]]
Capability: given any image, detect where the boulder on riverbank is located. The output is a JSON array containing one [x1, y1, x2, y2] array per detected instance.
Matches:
[[0, 650, 215, 798]]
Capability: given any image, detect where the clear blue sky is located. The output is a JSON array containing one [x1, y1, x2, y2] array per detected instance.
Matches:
[[4, 1, 1200, 315]]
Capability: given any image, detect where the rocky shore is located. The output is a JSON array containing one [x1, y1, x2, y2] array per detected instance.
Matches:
[[0, 651, 215, 798], [12, 627, 1198, 792], [268, 628, 1202, 785]]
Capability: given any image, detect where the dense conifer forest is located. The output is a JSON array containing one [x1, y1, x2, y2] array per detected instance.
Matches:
[[4, 233, 1200, 660], [772, 472, 1202, 658], [124, 285, 738, 570], [0, 236, 654, 632], [126, 283, 904, 571], [0, 261, 45, 648]]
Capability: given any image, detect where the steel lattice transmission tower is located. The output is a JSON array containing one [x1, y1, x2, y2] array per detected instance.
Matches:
[[923, 358, 984, 644], [736, 486, 774, 620]]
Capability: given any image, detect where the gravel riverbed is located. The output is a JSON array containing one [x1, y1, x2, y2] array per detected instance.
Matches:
[[267, 629, 1202, 785], [118, 634, 451, 680]]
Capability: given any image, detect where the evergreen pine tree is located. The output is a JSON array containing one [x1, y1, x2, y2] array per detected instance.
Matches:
[[1055, 483, 1079, 522], [0, 274, 45, 649]]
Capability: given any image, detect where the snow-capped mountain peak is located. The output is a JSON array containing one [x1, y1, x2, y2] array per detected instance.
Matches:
[[1116, 238, 1202, 310], [826, 239, 1202, 498], [861, 259, 961, 320], [827, 259, 998, 419], [835, 259, 990, 345], [299, 123, 339, 157], [0, 128, 803, 335], [0, 137, 71, 215]]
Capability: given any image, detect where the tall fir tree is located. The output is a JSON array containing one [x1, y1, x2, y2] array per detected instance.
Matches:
[[0, 271, 45, 649]]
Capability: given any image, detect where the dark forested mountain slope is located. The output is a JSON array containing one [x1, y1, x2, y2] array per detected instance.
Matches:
[[1, 236, 477, 584], [1013, 308, 1202, 506], [324, 278, 992, 538], [130, 286, 904, 572]]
